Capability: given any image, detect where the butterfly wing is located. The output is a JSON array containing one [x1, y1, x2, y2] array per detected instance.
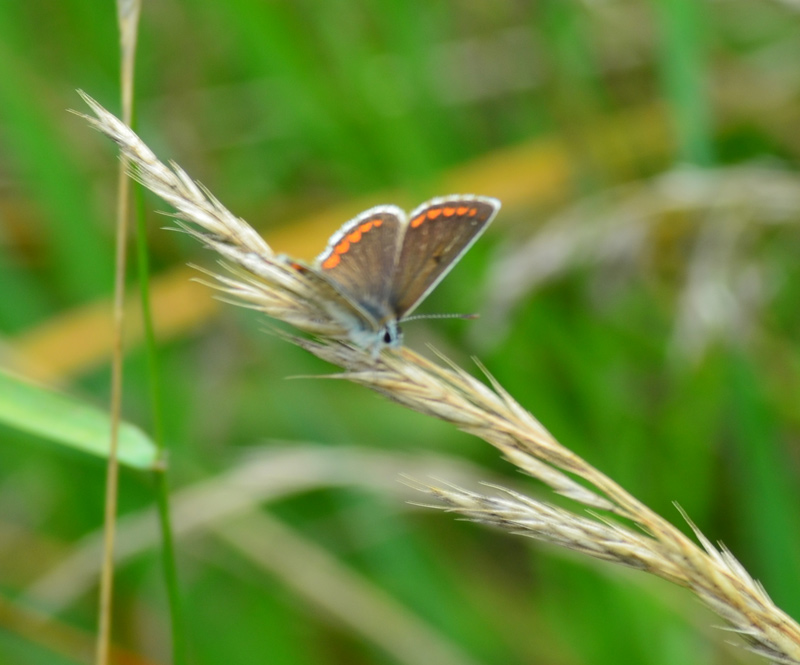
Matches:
[[314, 205, 405, 323], [390, 195, 500, 318]]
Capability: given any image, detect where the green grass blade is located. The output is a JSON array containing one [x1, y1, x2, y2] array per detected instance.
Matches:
[[0, 370, 158, 470], [655, 0, 715, 166]]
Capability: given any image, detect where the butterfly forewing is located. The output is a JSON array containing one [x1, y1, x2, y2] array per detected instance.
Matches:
[[390, 196, 500, 317], [314, 206, 404, 322]]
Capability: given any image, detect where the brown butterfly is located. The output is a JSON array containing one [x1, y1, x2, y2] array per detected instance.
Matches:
[[287, 195, 500, 352]]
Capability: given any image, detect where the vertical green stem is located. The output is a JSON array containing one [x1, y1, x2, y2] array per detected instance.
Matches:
[[117, 0, 186, 661], [133, 182, 188, 665], [654, 0, 715, 166]]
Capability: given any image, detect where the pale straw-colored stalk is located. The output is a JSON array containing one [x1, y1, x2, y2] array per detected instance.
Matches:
[[96, 3, 140, 664], [77, 91, 800, 664]]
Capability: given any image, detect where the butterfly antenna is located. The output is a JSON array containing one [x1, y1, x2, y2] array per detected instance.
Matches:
[[403, 312, 479, 322]]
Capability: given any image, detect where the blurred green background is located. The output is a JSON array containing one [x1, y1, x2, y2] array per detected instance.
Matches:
[[1, 1, 799, 664]]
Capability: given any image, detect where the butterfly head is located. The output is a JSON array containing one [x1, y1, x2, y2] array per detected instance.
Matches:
[[345, 317, 402, 356], [381, 320, 402, 348]]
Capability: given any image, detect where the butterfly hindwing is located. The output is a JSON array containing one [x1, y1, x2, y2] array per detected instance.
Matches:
[[390, 196, 500, 318]]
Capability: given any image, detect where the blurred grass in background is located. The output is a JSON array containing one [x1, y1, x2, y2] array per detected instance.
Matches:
[[1, 1, 800, 664]]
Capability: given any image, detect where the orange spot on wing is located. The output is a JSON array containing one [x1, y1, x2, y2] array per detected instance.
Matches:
[[359, 221, 374, 233], [427, 208, 442, 220], [322, 254, 340, 269], [468, 207, 477, 216], [374, 219, 383, 227], [347, 230, 362, 243], [443, 207, 456, 217], [411, 214, 425, 228], [456, 206, 469, 215], [334, 239, 350, 254]]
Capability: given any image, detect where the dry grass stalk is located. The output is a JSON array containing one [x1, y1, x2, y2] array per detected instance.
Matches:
[[78, 92, 800, 664], [95, 3, 141, 661]]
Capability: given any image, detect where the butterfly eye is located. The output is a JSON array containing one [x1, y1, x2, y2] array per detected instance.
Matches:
[[381, 323, 403, 347]]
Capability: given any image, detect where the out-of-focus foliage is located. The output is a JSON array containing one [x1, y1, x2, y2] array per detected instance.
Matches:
[[0, 1, 798, 664]]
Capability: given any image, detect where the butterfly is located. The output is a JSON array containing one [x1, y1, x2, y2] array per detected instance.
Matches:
[[288, 194, 500, 352]]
